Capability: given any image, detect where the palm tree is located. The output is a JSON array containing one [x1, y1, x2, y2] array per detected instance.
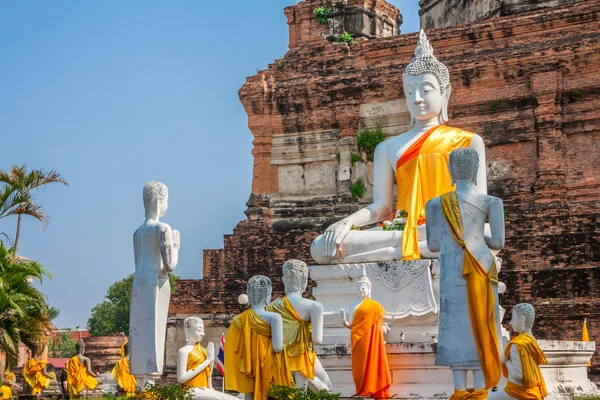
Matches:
[[0, 165, 69, 254], [0, 242, 53, 368]]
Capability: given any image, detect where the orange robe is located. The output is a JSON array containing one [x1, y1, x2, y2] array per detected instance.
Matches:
[[183, 343, 211, 389], [350, 298, 391, 398], [2, 372, 15, 399], [503, 333, 548, 400], [395, 125, 473, 260], [22, 359, 55, 395], [111, 356, 137, 396], [266, 297, 316, 380], [66, 356, 98, 398], [224, 309, 293, 400]]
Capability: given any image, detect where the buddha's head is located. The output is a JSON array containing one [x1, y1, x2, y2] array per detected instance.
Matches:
[[403, 30, 451, 125], [76, 339, 86, 356], [449, 148, 479, 186], [247, 275, 273, 307], [510, 303, 535, 333], [282, 259, 309, 294], [184, 316, 205, 343], [357, 275, 372, 299], [143, 181, 169, 217]]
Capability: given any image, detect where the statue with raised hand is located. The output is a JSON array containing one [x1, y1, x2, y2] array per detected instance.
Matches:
[[340, 273, 391, 398], [129, 181, 180, 388], [177, 317, 237, 400], [311, 29, 487, 264]]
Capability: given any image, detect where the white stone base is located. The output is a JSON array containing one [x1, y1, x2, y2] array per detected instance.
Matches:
[[317, 340, 598, 399], [310, 261, 441, 345]]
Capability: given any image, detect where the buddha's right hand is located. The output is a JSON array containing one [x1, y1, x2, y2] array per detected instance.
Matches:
[[206, 342, 215, 363], [323, 220, 352, 257]]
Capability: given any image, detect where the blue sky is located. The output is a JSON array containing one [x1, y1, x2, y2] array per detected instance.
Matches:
[[0, 1, 421, 328]]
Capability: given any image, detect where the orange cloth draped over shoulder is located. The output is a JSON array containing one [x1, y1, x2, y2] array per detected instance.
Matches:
[[66, 356, 98, 398], [266, 297, 316, 380], [1, 372, 15, 399], [441, 191, 501, 391], [224, 309, 293, 400], [396, 125, 473, 260], [0, 386, 10, 400], [22, 358, 55, 395], [350, 298, 391, 398], [183, 343, 211, 389], [502, 333, 548, 400], [111, 356, 137, 396]]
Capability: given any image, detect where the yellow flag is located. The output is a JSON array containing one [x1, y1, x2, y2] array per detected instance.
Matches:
[[583, 319, 591, 367]]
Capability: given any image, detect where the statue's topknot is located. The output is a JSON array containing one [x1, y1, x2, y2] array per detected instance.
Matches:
[[403, 30, 451, 93]]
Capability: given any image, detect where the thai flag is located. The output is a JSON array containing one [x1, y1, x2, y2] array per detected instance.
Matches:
[[216, 333, 225, 376]]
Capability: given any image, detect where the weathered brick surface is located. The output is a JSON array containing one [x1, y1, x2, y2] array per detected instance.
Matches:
[[169, 220, 319, 316], [171, 0, 600, 383]]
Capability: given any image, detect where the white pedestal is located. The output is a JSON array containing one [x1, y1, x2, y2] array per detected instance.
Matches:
[[317, 340, 598, 399], [310, 260, 440, 345]]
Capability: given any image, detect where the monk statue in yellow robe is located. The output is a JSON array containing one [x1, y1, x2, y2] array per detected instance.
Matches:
[[111, 342, 137, 397], [66, 339, 102, 398], [176, 316, 237, 400], [426, 148, 505, 399], [491, 303, 548, 400], [21, 354, 57, 395], [340, 274, 391, 398], [0, 361, 20, 399], [266, 260, 332, 392], [311, 29, 487, 264], [225, 275, 293, 400]]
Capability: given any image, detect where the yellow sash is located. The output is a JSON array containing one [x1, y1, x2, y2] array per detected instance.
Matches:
[[396, 125, 473, 260], [66, 356, 98, 398], [266, 297, 316, 380], [183, 343, 211, 389], [224, 309, 293, 400], [441, 191, 501, 389], [111, 356, 137, 396], [503, 333, 548, 400], [22, 358, 55, 395]]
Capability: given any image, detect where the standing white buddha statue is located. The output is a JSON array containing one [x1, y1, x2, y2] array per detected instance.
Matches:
[[426, 148, 505, 399], [129, 181, 180, 387], [311, 29, 487, 264]]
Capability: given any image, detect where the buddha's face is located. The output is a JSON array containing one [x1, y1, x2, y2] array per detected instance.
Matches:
[[404, 73, 448, 122], [158, 194, 169, 217], [357, 282, 371, 299], [187, 323, 205, 342], [510, 311, 526, 333]]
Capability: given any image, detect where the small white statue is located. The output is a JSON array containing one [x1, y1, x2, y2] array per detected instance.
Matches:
[[491, 304, 548, 400], [426, 148, 505, 397], [177, 317, 237, 400], [310, 29, 487, 264], [266, 260, 332, 392], [225, 275, 293, 399], [129, 181, 180, 387], [340, 274, 391, 398]]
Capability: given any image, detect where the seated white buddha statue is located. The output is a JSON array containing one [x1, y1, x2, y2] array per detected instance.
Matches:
[[311, 29, 487, 264], [176, 316, 237, 400]]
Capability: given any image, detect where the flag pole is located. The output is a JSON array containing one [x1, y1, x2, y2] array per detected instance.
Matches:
[[221, 332, 225, 393]]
